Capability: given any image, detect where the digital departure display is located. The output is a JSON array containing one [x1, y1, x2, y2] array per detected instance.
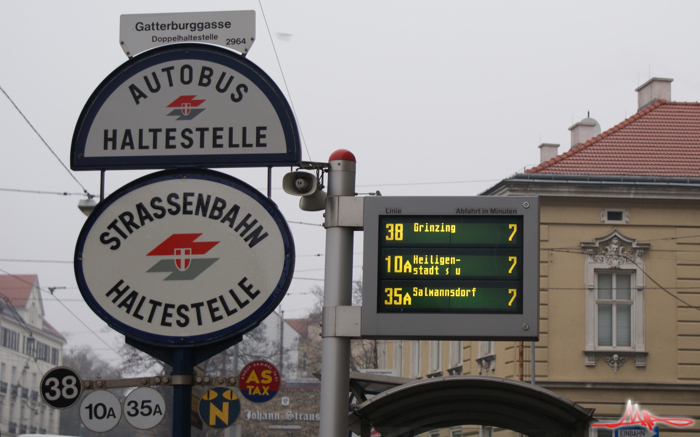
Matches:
[[377, 216, 523, 314], [361, 196, 539, 341]]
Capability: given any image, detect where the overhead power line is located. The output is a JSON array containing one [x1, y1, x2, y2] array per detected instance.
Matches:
[[0, 85, 93, 198], [0, 187, 85, 196], [256, 0, 311, 161], [0, 269, 120, 356], [544, 248, 700, 312]]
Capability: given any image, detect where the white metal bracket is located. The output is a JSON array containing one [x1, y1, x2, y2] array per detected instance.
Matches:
[[324, 196, 364, 229], [322, 305, 362, 338]]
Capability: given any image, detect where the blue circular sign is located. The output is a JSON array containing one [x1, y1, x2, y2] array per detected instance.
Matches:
[[74, 168, 294, 347], [199, 387, 241, 429]]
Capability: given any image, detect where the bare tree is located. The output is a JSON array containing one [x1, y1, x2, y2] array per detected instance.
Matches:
[[304, 281, 377, 373], [59, 346, 129, 436]]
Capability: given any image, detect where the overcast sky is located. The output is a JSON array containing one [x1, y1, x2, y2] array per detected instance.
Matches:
[[2, 0, 699, 363]]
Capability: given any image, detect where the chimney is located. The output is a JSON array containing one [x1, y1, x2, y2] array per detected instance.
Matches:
[[568, 117, 601, 149], [635, 77, 672, 111], [538, 143, 559, 164]]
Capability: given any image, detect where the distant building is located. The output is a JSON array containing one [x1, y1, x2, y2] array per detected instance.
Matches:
[[0, 274, 66, 436], [258, 310, 301, 380], [380, 78, 700, 436], [286, 313, 322, 380]]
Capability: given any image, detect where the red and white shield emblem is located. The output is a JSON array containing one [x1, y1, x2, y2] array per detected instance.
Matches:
[[174, 248, 192, 271], [181, 103, 191, 116]]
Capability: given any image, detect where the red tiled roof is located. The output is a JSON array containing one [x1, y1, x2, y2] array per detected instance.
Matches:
[[0, 275, 66, 340], [286, 313, 322, 338], [0, 274, 36, 307], [527, 101, 700, 177], [286, 319, 309, 337]]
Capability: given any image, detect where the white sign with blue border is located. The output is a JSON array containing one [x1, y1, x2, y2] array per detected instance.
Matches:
[[74, 168, 294, 346], [71, 43, 301, 171]]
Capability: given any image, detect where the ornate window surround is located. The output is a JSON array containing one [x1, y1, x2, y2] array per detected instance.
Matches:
[[581, 229, 649, 370], [476, 341, 495, 375]]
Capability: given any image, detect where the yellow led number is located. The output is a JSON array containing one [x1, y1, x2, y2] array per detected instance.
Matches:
[[509, 224, 517, 241], [385, 223, 403, 241], [508, 289, 517, 306], [385, 288, 411, 306]]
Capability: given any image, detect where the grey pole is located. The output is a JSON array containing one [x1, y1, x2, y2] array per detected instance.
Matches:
[[319, 150, 356, 436], [530, 341, 536, 384]]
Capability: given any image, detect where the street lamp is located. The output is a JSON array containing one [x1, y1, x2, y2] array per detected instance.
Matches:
[[77, 196, 97, 216]]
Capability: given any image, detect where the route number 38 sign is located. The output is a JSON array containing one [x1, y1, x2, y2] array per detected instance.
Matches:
[[40, 367, 83, 409]]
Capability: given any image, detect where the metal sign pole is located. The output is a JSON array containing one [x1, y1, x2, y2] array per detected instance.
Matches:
[[319, 150, 356, 436], [172, 348, 194, 437]]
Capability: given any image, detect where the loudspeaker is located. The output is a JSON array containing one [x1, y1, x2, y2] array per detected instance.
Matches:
[[299, 189, 327, 211], [282, 171, 327, 211], [283, 171, 318, 196]]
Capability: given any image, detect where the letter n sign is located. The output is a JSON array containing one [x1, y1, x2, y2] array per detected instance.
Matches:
[[198, 387, 240, 429]]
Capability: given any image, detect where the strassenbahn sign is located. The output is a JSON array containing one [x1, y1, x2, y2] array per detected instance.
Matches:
[[74, 169, 295, 346], [71, 43, 301, 171]]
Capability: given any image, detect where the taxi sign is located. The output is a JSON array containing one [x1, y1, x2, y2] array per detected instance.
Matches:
[[71, 43, 301, 171], [238, 360, 281, 403], [120, 11, 256, 57], [74, 168, 295, 346]]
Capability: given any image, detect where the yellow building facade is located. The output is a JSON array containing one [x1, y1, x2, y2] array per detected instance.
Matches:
[[378, 78, 700, 436]]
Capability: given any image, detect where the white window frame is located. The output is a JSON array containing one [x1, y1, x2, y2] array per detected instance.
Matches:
[[393, 340, 403, 376], [581, 229, 648, 368], [377, 340, 387, 369], [410, 341, 421, 378], [476, 341, 495, 375], [478, 341, 494, 358], [595, 271, 634, 349], [479, 425, 493, 437], [428, 341, 441, 376], [600, 208, 630, 224], [448, 341, 462, 374]]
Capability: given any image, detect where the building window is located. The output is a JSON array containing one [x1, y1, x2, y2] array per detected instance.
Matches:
[[590, 428, 613, 437], [410, 341, 421, 378], [582, 229, 648, 369], [377, 340, 387, 369], [35, 342, 51, 363], [600, 208, 629, 224], [428, 341, 441, 376], [451, 426, 463, 437], [393, 341, 403, 376], [479, 425, 493, 437], [1, 329, 20, 352], [597, 272, 632, 347], [51, 348, 59, 366], [476, 341, 495, 375], [448, 341, 462, 374]]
